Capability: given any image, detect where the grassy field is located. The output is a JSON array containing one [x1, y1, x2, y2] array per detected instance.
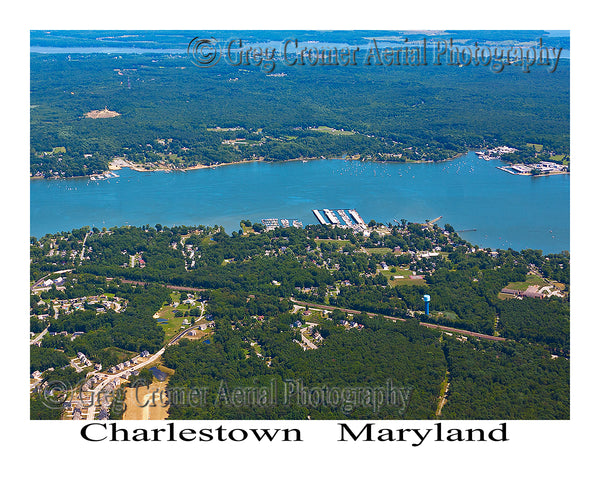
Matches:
[[436, 311, 460, 321], [309, 126, 355, 135], [98, 346, 137, 363], [378, 267, 426, 286], [301, 309, 325, 323], [497, 292, 514, 300], [526, 143, 544, 152], [365, 247, 392, 255], [172, 328, 212, 345], [200, 236, 217, 246], [505, 274, 550, 291], [240, 224, 257, 235], [154, 300, 200, 339]]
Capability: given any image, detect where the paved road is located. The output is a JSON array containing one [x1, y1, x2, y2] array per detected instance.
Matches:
[[86, 347, 166, 420], [300, 331, 317, 350], [85, 303, 205, 419], [30, 327, 48, 345], [79, 231, 90, 262]]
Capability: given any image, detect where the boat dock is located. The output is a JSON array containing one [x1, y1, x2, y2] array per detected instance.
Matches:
[[337, 209, 354, 226], [424, 216, 443, 227], [90, 171, 119, 181], [313, 208, 367, 233], [261, 218, 279, 230], [313, 209, 328, 225], [261, 218, 303, 230], [348, 209, 365, 225], [323, 209, 340, 224]]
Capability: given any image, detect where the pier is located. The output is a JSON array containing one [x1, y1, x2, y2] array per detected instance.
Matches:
[[348, 209, 365, 225], [424, 216, 443, 226], [337, 209, 354, 226], [323, 209, 340, 224], [313, 209, 327, 225], [261, 218, 279, 230]]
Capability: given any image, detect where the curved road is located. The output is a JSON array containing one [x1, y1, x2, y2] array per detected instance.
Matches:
[[85, 303, 205, 420]]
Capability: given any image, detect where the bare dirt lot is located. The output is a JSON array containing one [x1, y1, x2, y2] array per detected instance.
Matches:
[[84, 107, 120, 119], [123, 380, 169, 420]]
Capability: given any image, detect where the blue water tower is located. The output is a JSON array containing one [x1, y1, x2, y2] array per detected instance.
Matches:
[[423, 295, 430, 316]]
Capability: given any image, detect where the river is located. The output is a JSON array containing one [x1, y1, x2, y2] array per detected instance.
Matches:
[[30, 153, 569, 253]]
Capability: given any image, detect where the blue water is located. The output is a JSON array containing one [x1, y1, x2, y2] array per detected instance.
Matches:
[[30, 153, 569, 253]]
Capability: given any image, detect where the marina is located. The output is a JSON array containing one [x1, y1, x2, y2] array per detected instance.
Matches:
[[497, 161, 569, 176], [90, 171, 119, 181], [261, 218, 303, 231], [313, 208, 368, 234]]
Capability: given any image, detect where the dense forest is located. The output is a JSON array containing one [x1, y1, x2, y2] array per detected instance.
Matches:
[[30, 31, 569, 177], [30, 220, 569, 419]]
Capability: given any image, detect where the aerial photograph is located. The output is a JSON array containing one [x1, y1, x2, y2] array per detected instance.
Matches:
[[29, 30, 570, 422]]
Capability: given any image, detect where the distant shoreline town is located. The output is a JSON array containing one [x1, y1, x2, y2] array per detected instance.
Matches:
[[495, 162, 569, 176], [475, 147, 569, 176]]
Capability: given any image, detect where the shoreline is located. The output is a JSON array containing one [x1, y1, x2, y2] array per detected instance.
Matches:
[[32, 151, 472, 181], [108, 157, 265, 173], [30, 150, 569, 181]]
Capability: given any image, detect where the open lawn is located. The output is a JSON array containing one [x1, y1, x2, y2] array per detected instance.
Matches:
[[365, 247, 392, 255], [299, 309, 325, 323], [201, 236, 217, 246], [526, 143, 543, 152], [172, 328, 212, 344], [241, 224, 256, 235], [154, 303, 198, 339], [378, 267, 426, 286], [309, 126, 355, 135], [100, 346, 137, 363], [505, 274, 550, 291], [497, 293, 514, 300], [435, 311, 460, 321]]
